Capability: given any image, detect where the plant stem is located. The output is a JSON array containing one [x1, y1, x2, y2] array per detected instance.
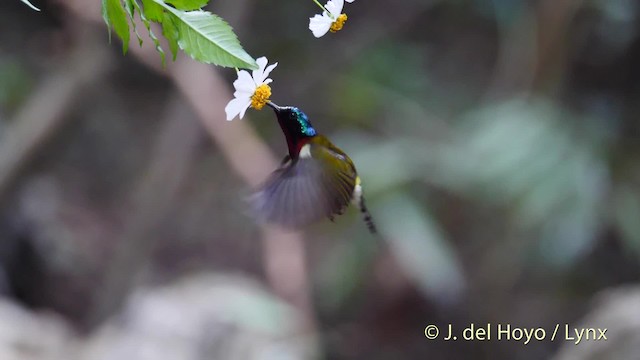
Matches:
[[312, 0, 327, 12]]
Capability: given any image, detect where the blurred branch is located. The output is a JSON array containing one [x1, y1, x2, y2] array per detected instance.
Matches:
[[0, 32, 111, 203], [534, 0, 584, 89], [485, 0, 585, 98], [167, 45, 318, 335], [86, 97, 203, 328], [58, 0, 318, 333], [484, 1, 538, 100]]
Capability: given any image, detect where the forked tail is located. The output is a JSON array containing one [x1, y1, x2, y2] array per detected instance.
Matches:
[[354, 176, 377, 234], [359, 194, 378, 234]]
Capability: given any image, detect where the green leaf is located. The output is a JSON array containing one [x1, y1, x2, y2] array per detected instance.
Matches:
[[123, 0, 144, 46], [102, 0, 131, 53], [141, 0, 163, 22], [162, 13, 180, 61], [123, 0, 134, 16], [132, 0, 166, 65], [377, 192, 466, 301], [164, 0, 208, 11], [317, 231, 380, 312], [152, 1, 257, 69], [20, 0, 40, 11], [614, 185, 640, 257], [0, 59, 33, 110], [101, 0, 112, 43]]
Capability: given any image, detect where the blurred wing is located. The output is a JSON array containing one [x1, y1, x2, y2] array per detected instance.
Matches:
[[251, 143, 357, 228]]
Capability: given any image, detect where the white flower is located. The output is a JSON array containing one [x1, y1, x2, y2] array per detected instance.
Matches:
[[225, 56, 278, 121], [309, 0, 353, 38]]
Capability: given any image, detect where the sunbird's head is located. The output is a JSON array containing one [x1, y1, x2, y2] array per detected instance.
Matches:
[[267, 102, 317, 138]]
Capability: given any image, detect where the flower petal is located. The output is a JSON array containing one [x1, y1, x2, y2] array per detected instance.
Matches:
[[225, 96, 251, 121], [252, 57, 268, 86], [325, 0, 344, 18], [255, 56, 268, 69], [238, 98, 252, 119], [258, 62, 278, 84], [233, 70, 256, 93], [346, 0, 354, 2], [309, 14, 332, 38], [232, 90, 253, 99]]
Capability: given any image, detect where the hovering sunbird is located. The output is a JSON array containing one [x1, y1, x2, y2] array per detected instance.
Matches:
[[251, 102, 377, 233]]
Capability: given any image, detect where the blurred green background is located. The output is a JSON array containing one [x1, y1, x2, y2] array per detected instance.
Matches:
[[1, 0, 640, 359]]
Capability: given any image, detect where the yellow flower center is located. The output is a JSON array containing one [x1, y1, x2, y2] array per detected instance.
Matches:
[[330, 13, 348, 33], [251, 84, 271, 110]]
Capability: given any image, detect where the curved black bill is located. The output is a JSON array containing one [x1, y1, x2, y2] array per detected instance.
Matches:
[[266, 101, 283, 113]]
